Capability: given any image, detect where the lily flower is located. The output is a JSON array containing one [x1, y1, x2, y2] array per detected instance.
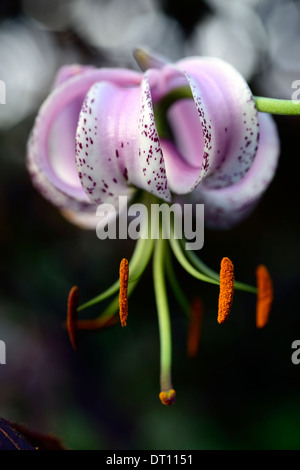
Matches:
[[27, 49, 279, 405]]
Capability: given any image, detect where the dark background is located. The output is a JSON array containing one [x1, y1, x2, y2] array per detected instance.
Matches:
[[1, 0, 300, 450]]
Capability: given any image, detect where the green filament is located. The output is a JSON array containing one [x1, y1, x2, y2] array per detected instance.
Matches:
[[164, 243, 190, 316], [169, 230, 220, 286], [183, 244, 258, 294]]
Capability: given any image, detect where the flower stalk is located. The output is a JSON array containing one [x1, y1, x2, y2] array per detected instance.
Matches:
[[154, 85, 300, 124]]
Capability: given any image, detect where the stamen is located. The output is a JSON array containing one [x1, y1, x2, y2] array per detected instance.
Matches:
[[256, 264, 273, 328], [159, 389, 176, 406], [77, 316, 118, 330], [218, 257, 235, 324], [119, 258, 129, 327], [184, 246, 257, 294], [187, 298, 203, 358], [67, 285, 79, 350]]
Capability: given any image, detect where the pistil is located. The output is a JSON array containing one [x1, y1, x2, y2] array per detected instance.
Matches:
[[153, 235, 176, 405]]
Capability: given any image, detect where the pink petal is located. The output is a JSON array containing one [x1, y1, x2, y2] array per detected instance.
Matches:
[[75, 81, 136, 206], [190, 112, 280, 229], [52, 64, 97, 88], [147, 58, 260, 195], [148, 66, 203, 194], [75, 73, 171, 205], [27, 66, 142, 225], [178, 57, 260, 190]]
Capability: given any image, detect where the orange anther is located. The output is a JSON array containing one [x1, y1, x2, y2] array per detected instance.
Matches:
[[119, 258, 129, 327], [67, 286, 79, 350], [218, 257, 235, 324], [256, 264, 273, 328]]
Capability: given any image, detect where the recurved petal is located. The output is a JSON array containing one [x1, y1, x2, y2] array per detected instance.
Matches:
[[159, 138, 202, 194], [191, 112, 280, 229], [135, 72, 170, 201], [146, 57, 259, 196], [75, 73, 170, 204], [148, 65, 204, 194], [27, 67, 142, 227], [148, 57, 259, 194], [176, 56, 260, 190], [75, 81, 136, 206], [52, 64, 96, 88], [61, 207, 111, 230]]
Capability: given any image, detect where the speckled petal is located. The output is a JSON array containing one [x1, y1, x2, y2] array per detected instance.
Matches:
[[176, 57, 260, 189], [134, 72, 170, 201], [147, 58, 260, 195], [148, 66, 203, 194], [75, 73, 170, 204], [27, 67, 142, 226], [191, 113, 280, 229], [75, 81, 136, 206]]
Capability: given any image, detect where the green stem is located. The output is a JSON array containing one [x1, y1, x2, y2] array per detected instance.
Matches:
[[153, 236, 173, 392], [154, 86, 300, 135], [254, 96, 300, 115]]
